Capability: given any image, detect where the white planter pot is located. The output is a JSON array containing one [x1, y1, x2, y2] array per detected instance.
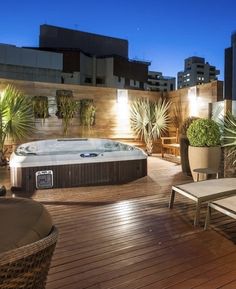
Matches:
[[188, 146, 221, 182]]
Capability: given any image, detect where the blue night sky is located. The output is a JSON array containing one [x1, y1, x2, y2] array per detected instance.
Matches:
[[1, 0, 236, 80]]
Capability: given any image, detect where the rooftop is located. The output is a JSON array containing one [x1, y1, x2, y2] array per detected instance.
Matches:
[[2, 155, 236, 288]]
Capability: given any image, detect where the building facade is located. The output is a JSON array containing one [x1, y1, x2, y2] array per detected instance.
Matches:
[[38, 25, 150, 90], [177, 56, 220, 89], [224, 31, 236, 100], [0, 25, 149, 90], [0, 44, 63, 83], [147, 71, 176, 92]]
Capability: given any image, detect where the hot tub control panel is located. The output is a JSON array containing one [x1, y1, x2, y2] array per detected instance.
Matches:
[[35, 170, 53, 189]]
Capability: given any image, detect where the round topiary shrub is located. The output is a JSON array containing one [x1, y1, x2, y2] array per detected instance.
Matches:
[[187, 118, 221, 147]]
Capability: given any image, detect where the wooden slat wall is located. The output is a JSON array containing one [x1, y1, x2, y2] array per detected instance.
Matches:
[[168, 81, 223, 136], [0, 78, 223, 142]]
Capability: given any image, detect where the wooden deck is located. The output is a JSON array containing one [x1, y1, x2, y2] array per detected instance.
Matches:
[[2, 155, 236, 288]]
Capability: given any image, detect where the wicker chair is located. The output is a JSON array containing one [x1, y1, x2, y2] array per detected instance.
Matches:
[[0, 226, 58, 289]]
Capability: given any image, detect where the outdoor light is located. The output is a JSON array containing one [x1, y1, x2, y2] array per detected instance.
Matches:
[[188, 87, 199, 117], [116, 89, 130, 138], [117, 89, 128, 104]]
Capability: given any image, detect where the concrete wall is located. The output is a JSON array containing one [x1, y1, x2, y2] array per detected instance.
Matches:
[[0, 44, 62, 70], [0, 44, 63, 83], [0, 64, 62, 83], [61, 71, 80, 84], [79, 53, 93, 84]]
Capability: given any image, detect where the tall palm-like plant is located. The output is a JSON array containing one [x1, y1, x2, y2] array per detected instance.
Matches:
[[130, 98, 170, 155], [222, 112, 236, 165], [0, 85, 35, 164]]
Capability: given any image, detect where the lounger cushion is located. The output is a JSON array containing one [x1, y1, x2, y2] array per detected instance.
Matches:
[[174, 178, 236, 199], [211, 196, 236, 213], [0, 197, 52, 253]]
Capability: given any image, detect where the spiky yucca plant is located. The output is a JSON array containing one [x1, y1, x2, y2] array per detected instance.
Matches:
[[0, 85, 35, 164], [130, 98, 170, 155], [222, 112, 236, 165]]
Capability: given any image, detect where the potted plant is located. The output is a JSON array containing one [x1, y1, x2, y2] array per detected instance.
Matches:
[[187, 118, 221, 181], [179, 116, 199, 175]]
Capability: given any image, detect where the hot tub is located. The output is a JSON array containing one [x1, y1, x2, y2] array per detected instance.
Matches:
[[10, 138, 147, 193]]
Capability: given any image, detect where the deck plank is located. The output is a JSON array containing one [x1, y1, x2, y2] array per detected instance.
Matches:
[[41, 156, 236, 289], [2, 155, 236, 289]]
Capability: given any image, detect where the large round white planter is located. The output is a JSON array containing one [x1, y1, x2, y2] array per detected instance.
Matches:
[[188, 146, 221, 182]]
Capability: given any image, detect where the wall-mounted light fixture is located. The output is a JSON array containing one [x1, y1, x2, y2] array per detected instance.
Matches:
[[115, 89, 130, 138], [188, 86, 199, 117], [117, 89, 128, 104]]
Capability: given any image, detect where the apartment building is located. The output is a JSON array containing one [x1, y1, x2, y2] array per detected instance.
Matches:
[[177, 56, 220, 89], [0, 44, 62, 83], [37, 24, 150, 90], [224, 31, 236, 100], [147, 71, 176, 92]]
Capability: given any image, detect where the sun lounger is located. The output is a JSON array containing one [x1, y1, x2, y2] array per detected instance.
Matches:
[[204, 195, 236, 230], [169, 178, 236, 226]]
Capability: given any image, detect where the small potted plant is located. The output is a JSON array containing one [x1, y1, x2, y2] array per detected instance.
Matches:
[[187, 118, 221, 181]]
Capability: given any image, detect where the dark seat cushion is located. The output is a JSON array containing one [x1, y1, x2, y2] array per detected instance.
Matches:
[[0, 197, 52, 253]]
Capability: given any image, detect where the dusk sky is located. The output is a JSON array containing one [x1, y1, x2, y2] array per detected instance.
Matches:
[[1, 0, 236, 80]]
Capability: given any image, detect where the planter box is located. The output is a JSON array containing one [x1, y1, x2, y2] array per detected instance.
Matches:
[[188, 146, 221, 181]]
